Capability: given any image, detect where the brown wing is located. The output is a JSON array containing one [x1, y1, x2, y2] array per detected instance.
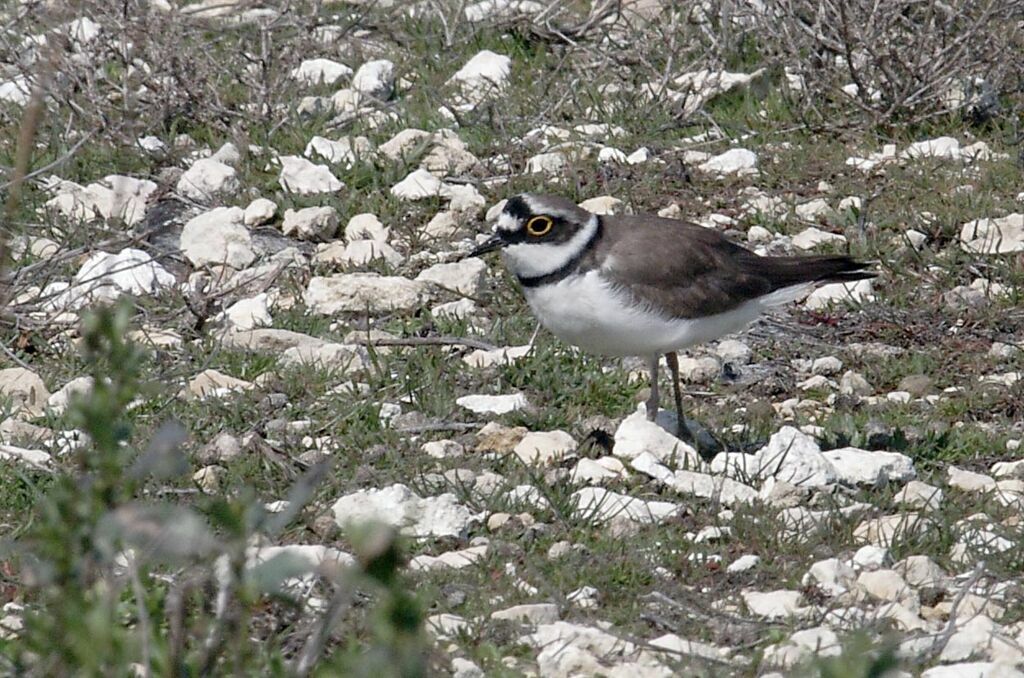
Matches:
[[590, 215, 873, 319]]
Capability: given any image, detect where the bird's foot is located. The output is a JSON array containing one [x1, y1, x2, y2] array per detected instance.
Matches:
[[675, 417, 723, 462]]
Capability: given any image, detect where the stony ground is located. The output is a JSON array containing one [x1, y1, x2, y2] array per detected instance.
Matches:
[[1, 1, 1024, 676]]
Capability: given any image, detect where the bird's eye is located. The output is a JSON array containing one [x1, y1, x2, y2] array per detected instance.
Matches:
[[525, 216, 553, 237]]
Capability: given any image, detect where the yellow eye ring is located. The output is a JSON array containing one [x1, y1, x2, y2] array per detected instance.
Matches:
[[525, 216, 553, 237]]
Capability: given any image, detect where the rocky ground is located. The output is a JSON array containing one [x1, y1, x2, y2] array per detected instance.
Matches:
[[1, 1, 1024, 676]]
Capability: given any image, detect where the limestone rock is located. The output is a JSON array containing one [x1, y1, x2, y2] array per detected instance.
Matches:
[[331, 483, 481, 538], [176, 158, 238, 202], [304, 273, 427, 314], [416, 258, 487, 296], [180, 207, 256, 269], [281, 206, 338, 241], [278, 156, 344, 195]]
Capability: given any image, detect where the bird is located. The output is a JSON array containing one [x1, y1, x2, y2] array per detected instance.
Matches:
[[471, 193, 874, 459]]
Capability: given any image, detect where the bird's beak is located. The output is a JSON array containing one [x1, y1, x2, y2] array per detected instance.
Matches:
[[469, 234, 506, 257]]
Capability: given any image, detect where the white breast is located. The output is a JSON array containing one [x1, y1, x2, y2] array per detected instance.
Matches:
[[522, 271, 794, 357]]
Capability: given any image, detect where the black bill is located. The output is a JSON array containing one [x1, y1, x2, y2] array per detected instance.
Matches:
[[469, 234, 506, 257]]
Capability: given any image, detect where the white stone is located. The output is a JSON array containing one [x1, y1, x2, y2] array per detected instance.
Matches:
[[901, 136, 961, 160], [73, 247, 175, 300], [709, 452, 760, 479], [409, 544, 488, 571], [180, 207, 255, 269], [464, 0, 543, 22], [0, 76, 31, 106], [697, 148, 757, 175], [727, 554, 761, 573], [351, 59, 394, 98], [421, 440, 464, 459], [791, 227, 847, 250], [894, 555, 947, 588], [676, 356, 720, 383], [741, 590, 806, 619], [839, 370, 873, 396], [278, 156, 343, 195], [567, 586, 600, 610], [449, 50, 511, 101], [805, 279, 874, 310], [853, 545, 891, 570], [992, 459, 1024, 478], [304, 135, 374, 168], [803, 558, 857, 596], [948, 466, 996, 492], [571, 487, 678, 524], [820, 447, 915, 486], [922, 664, 1024, 678], [210, 142, 240, 166], [456, 393, 530, 415], [612, 409, 701, 466], [291, 58, 352, 86], [765, 626, 841, 667], [462, 345, 531, 368], [525, 151, 566, 174], [304, 273, 427, 314], [45, 376, 94, 416], [795, 199, 834, 221], [853, 513, 926, 546], [491, 603, 559, 625], [569, 458, 626, 484], [894, 480, 943, 510], [716, 339, 752, 364], [451, 658, 484, 678], [514, 430, 576, 466], [222, 294, 271, 331], [281, 206, 338, 241], [811, 356, 843, 375], [577, 196, 624, 215], [598, 147, 628, 163], [315, 240, 403, 267], [416, 258, 487, 296], [755, 426, 836, 487], [960, 214, 1024, 254], [280, 343, 367, 373], [391, 169, 444, 200], [331, 483, 481, 538], [345, 213, 389, 242], [0, 444, 51, 469], [633, 455, 757, 506], [857, 569, 915, 605], [243, 198, 277, 226], [46, 175, 157, 226], [185, 369, 254, 399], [176, 158, 238, 202]]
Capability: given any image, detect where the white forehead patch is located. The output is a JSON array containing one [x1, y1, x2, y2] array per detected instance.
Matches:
[[495, 211, 521, 235]]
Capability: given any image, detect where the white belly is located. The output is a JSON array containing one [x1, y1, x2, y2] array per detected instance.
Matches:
[[522, 271, 774, 357]]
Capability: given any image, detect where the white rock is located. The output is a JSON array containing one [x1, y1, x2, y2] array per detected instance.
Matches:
[[280, 343, 367, 373], [676, 356, 720, 383], [795, 199, 834, 221], [577, 196, 623, 215], [764, 626, 840, 667], [421, 440, 464, 459], [948, 466, 996, 492], [281, 206, 338, 241], [598, 147, 628, 163], [449, 50, 511, 100], [291, 58, 352, 86], [416, 258, 487, 296], [456, 393, 530, 415], [811, 356, 843, 375], [464, 0, 543, 22], [210, 142, 241, 166], [853, 545, 891, 570], [633, 455, 758, 506], [709, 452, 760, 479], [180, 207, 255, 269], [491, 603, 559, 625], [278, 156, 344, 195], [805, 279, 874, 310], [0, 444, 51, 469], [462, 345, 531, 368], [176, 158, 238, 202], [345, 213, 389, 242], [820, 447, 915, 486], [894, 555, 947, 588], [901, 136, 961, 160], [922, 663, 1024, 678], [185, 369, 254, 399], [391, 169, 444, 200], [304, 135, 374, 168], [304, 273, 427, 314], [791, 226, 847, 250], [839, 370, 873, 396], [379, 128, 432, 160], [727, 554, 761, 573], [426, 613, 470, 639], [571, 487, 678, 524], [939, 616, 1020, 664], [992, 459, 1024, 478], [857, 569, 915, 605], [525, 151, 567, 175], [716, 339, 752, 364], [46, 175, 157, 226], [894, 480, 943, 510], [960, 214, 1024, 254], [331, 483, 481, 538], [567, 586, 600, 610], [513, 430, 576, 466], [612, 409, 701, 466], [409, 544, 488, 571], [451, 659, 484, 678], [243, 198, 277, 226], [222, 294, 271, 331], [853, 512, 926, 546], [351, 59, 394, 98], [569, 458, 625, 484], [803, 558, 857, 596], [315, 240, 403, 267], [741, 590, 806, 620], [73, 247, 175, 299], [755, 426, 836, 487], [697, 148, 757, 175], [0, 76, 31, 106], [45, 376, 94, 416], [902, 229, 929, 250]]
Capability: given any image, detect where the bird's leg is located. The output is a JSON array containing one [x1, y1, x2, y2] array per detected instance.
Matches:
[[665, 351, 723, 460], [645, 355, 660, 421], [664, 351, 687, 437]]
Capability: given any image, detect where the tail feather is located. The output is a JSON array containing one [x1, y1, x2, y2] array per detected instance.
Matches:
[[751, 255, 876, 292]]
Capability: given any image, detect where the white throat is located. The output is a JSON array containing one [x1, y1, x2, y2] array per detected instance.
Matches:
[[501, 214, 599, 279]]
